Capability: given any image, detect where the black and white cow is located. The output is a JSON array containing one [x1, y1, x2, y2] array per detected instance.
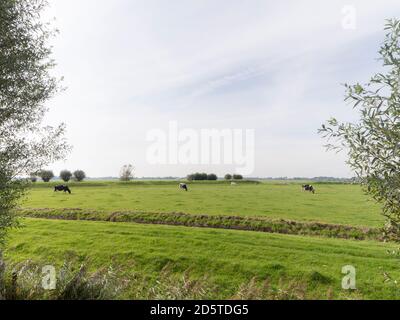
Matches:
[[54, 185, 71, 194], [302, 184, 315, 194], [179, 183, 188, 191]]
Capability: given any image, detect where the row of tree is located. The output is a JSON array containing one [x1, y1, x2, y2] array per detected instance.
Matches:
[[187, 173, 217, 181], [224, 174, 243, 180], [30, 164, 136, 183], [30, 170, 86, 183], [186, 173, 244, 181]]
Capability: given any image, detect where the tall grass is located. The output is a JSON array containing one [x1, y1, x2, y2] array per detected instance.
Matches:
[[0, 257, 343, 300], [0, 259, 123, 300]]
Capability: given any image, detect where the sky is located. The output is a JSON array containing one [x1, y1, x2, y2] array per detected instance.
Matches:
[[42, 0, 400, 178]]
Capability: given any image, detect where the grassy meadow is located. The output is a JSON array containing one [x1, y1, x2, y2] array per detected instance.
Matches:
[[22, 180, 383, 227], [5, 218, 400, 299], [5, 180, 398, 299]]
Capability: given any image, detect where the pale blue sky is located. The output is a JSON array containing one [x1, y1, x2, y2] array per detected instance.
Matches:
[[44, 0, 400, 177]]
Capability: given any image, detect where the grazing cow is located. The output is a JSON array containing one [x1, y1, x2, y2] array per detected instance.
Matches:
[[54, 185, 71, 194], [302, 184, 315, 194], [179, 183, 188, 191]]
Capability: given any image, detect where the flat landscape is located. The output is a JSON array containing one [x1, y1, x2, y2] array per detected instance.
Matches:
[[5, 180, 398, 299], [22, 180, 382, 227]]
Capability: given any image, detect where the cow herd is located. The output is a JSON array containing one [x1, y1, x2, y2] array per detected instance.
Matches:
[[179, 183, 316, 194], [53, 182, 316, 195]]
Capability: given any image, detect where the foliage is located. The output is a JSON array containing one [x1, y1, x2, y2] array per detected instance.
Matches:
[[29, 174, 38, 183], [0, 259, 124, 300], [187, 173, 214, 181], [0, 176, 24, 244], [224, 174, 232, 180], [59, 170, 72, 182], [320, 19, 400, 240], [73, 170, 86, 182], [119, 164, 134, 181], [38, 170, 54, 183], [206, 173, 217, 181], [0, 0, 69, 244], [233, 174, 243, 180]]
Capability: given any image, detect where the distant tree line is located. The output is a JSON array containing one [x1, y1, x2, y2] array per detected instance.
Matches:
[[29, 164, 137, 183], [258, 176, 357, 183], [30, 170, 87, 183], [187, 173, 218, 181], [224, 174, 243, 180], [186, 173, 244, 181]]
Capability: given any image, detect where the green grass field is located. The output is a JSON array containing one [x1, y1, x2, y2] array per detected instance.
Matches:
[[6, 180, 397, 299], [5, 218, 400, 299], [22, 181, 382, 227]]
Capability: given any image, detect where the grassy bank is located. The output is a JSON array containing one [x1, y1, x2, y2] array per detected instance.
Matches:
[[17, 208, 382, 241]]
